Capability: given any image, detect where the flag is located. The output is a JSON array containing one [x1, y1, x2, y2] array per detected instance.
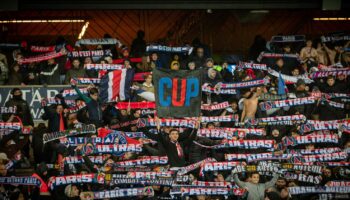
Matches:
[[99, 69, 135, 102], [153, 68, 202, 117], [278, 72, 287, 95]]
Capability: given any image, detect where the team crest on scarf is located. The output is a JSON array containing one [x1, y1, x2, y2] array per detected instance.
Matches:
[[260, 102, 273, 111], [137, 118, 148, 128], [106, 132, 128, 156], [143, 187, 155, 196], [300, 123, 313, 133], [290, 156, 305, 164], [282, 137, 297, 147], [82, 144, 95, 155]]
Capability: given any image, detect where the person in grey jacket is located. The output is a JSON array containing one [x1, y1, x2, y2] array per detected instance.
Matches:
[[233, 172, 279, 200]]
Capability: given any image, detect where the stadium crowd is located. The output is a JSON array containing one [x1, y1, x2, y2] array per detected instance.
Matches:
[[0, 31, 349, 200]]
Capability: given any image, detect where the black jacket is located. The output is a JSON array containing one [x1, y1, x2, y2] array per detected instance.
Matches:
[[189, 136, 221, 164], [4, 98, 34, 126], [42, 105, 67, 132], [154, 128, 197, 167]]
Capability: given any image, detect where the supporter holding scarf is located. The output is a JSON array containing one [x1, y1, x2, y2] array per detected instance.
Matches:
[[39, 58, 61, 85], [318, 76, 345, 120], [64, 58, 86, 85], [71, 80, 103, 128], [144, 117, 200, 167], [233, 171, 279, 200], [31, 162, 50, 199]]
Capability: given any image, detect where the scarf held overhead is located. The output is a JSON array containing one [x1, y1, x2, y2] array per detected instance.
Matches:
[[75, 38, 123, 47]]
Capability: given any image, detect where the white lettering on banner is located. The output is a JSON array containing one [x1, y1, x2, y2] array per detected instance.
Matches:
[[30, 90, 42, 106], [54, 174, 94, 186], [0, 86, 72, 121], [21, 90, 30, 101], [203, 162, 241, 171], [47, 90, 59, 99], [30, 108, 45, 120], [282, 36, 295, 41]]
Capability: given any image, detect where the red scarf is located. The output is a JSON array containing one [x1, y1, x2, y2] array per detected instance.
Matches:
[[59, 113, 65, 131]]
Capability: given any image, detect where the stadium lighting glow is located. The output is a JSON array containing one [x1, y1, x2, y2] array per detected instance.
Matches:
[[313, 17, 350, 21], [0, 19, 85, 23], [78, 22, 89, 39]]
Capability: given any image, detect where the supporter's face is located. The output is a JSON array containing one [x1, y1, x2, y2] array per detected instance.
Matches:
[[272, 129, 279, 137], [123, 50, 129, 57], [188, 63, 196, 70], [90, 93, 98, 101], [206, 61, 213, 68], [120, 110, 127, 116], [297, 84, 305, 91], [130, 126, 138, 132], [306, 40, 312, 47], [13, 90, 22, 98], [231, 103, 238, 110], [189, 174, 196, 181], [276, 59, 284, 67], [145, 75, 152, 84], [172, 64, 180, 70], [216, 174, 225, 182], [338, 75, 346, 81], [207, 124, 215, 129], [292, 69, 299, 76], [68, 114, 77, 125], [283, 46, 291, 53], [173, 55, 179, 60], [209, 70, 217, 78], [163, 126, 170, 133], [323, 169, 331, 177], [105, 57, 113, 64], [16, 54, 23, 60], [0, 165, 7, 176], [151, 53, 158, 61], [56, 105, 64, 114], [251, 174, 260, 184], [306, 144, 315, 150], [327, 78, 335, 86], [169, 131, 179, 142], [84, 57, 92, 64], [72, 185, 80, 196], [276, 179, 287, 189], [124, 60, 130, 67], [72, 60, 80, 68], [288, 181, 297, 187], [243, 91, 251, 98], [134, 110, 141, 118], [196, 48, 204, 57], [280, 188, 289, 199]]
